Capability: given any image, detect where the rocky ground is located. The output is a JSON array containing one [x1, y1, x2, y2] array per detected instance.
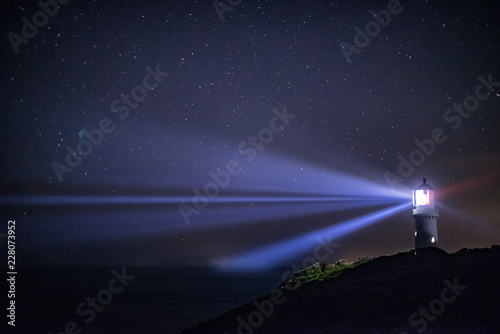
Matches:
[[181, 246, 500, 334]]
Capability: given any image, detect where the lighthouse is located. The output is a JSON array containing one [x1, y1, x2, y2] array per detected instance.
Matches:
[[412, 178, 439, 249]]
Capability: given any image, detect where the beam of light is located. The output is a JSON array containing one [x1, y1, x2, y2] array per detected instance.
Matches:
[[0, 194, 402, 206], [0, 195, 407, 247], [221, 154, 411, 200], [436, 171, 500, 199], [57, 127, 409, 202], [1, 195, 187, 206], [48, 199, 406, 248], [3, 153, 411, 250], [65, 151, 410, 202], [438, 203, 497, 232], [183, 196, 406, 230], [215, 202, 411, 270]]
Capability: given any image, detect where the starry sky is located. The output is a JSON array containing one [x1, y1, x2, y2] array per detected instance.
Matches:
[[1, 0, 499, 267]]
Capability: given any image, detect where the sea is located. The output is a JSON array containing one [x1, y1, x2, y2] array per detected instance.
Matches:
[[11, 266, 286, 334]]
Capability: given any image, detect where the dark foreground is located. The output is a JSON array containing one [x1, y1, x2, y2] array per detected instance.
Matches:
[[8, 266, 281, 334], [182, 246, 500, 334]]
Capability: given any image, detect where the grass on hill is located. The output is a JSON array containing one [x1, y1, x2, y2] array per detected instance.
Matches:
[[278, 257, 372, 290]]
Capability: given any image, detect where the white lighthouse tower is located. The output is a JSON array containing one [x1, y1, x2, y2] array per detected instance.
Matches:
[[412, 178, 439, 249]]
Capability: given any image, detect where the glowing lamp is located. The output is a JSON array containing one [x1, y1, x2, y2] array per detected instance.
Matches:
[[412, 178, 439, 249], [413, 190, 430, 206]]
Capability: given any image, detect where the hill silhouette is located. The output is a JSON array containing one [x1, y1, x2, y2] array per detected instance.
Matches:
[[181, 246, 500, 334]]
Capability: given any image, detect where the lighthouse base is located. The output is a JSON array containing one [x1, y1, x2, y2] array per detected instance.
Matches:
[[414, 214, 438, 249]]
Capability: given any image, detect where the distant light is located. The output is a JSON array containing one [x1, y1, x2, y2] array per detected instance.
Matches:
[[415, 231, 417, 236], [431, 237, 435, 243]]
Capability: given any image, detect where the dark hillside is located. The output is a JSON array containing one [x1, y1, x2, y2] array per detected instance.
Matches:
[[182, 246, 500, 334]]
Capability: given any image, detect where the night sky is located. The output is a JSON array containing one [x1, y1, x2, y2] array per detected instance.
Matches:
[[1, 0, 499, 268]]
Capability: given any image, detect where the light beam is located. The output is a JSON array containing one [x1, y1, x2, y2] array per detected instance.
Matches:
[[215, 201, 411, 270]]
